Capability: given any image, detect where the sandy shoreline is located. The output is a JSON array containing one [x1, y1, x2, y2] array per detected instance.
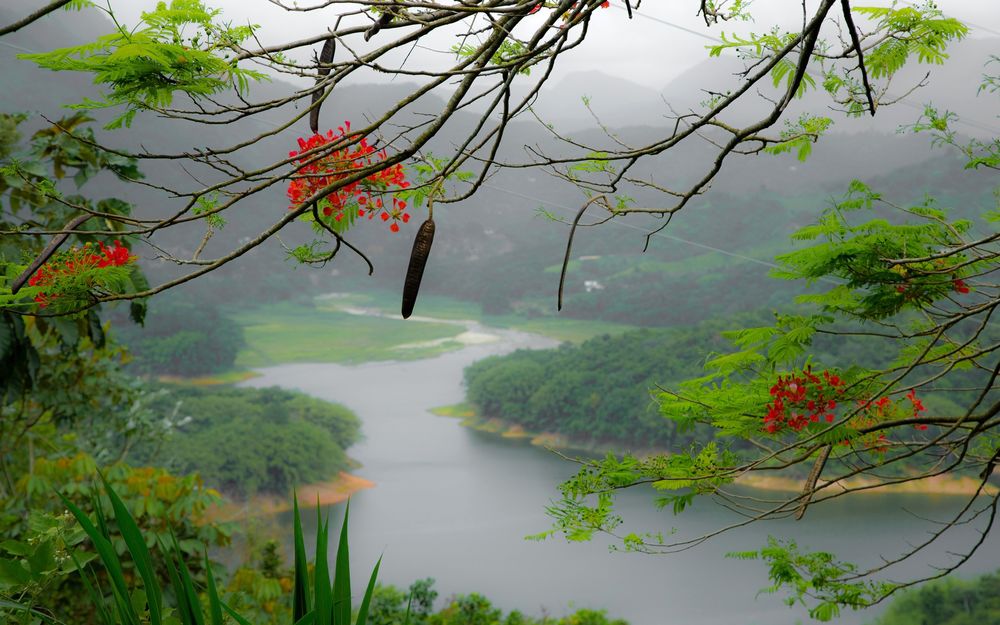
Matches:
[[209, 472, 375, 521], [443, 410, 997, 497]]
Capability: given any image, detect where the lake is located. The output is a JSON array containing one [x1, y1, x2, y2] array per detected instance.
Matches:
[[242, 323, 999, 625]]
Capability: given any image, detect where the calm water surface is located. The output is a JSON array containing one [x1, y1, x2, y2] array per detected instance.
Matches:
[[242, 324, 999, 625]]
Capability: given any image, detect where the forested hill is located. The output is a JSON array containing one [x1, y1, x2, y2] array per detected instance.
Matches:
[[3, 2, 997, 328], [464, 319, 743, 450], [869, 569, 1000, 625], [463, 315, 1000, 452], [132, 386, 361, 498]]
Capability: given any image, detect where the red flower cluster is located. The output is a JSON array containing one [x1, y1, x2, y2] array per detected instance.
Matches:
[[895, 276, 972, 296], [287, 121, 410, 232], [28, 240, 134, 307], [764, 367, 845, 434], [856, 388, 928, 432], [906, 389, 928, 429]]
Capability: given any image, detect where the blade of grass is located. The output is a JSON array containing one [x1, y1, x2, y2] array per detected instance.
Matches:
[[161, 544, 196, 625], [70, 552, 114, 625], [332, 500, 352, 625], [172, 536, 205, 625], [58, 493, 140, 625], [314, 508, 332, 625], [101, 476, 163, 625], [219, 602, 254, 625], [403, 591, 413, 625], [293, 494, 311, 622], [353, 555, 382, 625], [291, 612, 318, 625], [204, 552, 223, 625], [91, 489, 111, 541]]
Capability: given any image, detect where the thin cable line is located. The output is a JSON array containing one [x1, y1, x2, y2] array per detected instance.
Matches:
[[607, 1, 721, 42], [0, 39, 36, 53], [480, 182, 787, 270]]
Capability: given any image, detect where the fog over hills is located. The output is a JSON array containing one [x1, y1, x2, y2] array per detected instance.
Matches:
[[1, 1, 995, 320], [532, 35, 1000, 138]]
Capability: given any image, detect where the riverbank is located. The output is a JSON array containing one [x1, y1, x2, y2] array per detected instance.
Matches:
[[434, 404, 997, 497], [156, 370, 261, 386], [209, 472, 375, 522]]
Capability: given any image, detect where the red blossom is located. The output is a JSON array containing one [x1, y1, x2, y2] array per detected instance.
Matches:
[[763, 366, 844, 434], [28, 240, 134, 307], [287, 122, 410, 232]]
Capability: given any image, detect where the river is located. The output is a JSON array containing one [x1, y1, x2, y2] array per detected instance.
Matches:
[[241, 322, 999, 625]]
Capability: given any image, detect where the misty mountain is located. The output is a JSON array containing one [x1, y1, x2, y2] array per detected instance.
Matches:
[[1, 2, 995, 324]]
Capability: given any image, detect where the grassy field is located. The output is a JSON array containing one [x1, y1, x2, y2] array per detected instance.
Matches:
[[233, 301, 465, 367], [318, 289, 636, 344], [231, 290, 638, 370], [317, 290, 482, 321], [157, 370, 261, 386]]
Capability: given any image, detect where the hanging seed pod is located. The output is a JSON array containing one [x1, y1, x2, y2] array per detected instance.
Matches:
[[364, 11, 393, 42], [401, 218, 435, 319], [309, 38, 336, 135]]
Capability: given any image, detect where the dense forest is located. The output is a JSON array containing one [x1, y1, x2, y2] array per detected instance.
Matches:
[[464, 322, 737, 448], [463, 315, 999, 453], [136, 386, 360, 497], [871, 570, 1000, 625]]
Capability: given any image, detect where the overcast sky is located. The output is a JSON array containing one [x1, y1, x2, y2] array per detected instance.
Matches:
[[108, 1, 999, 89]]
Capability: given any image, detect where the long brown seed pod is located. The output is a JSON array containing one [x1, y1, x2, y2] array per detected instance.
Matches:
[[794, 445, 831, 520], [401, 218, 435, 319], [309, 38, 336, 135], [11, 213, 92, 294], [558, 195, 606, 311], [364, 11, 393, 42]]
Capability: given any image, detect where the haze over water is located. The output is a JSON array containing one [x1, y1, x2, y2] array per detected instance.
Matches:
[[243, 323, 1000, 625]]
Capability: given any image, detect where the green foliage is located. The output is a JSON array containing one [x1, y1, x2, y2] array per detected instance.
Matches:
[[870, 570, 1000, 625], [532, 180, 999, 617], [367, 579, 629, 625], [0, 112, 147, 318], [773, 181, 982, 320], [453, 38, 532, 76], [909, 97, 1000, 172], [135, 385, 361, 498], [821, 5, 967, 116], [0, 455, 230, 625], [727, 537, 897, 622], [764, 115, 833, 162], [11, 480, 382, 625], [19, 0, 266, 128], [0, 319, 174, 501], [464, 322, 736, 448]]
